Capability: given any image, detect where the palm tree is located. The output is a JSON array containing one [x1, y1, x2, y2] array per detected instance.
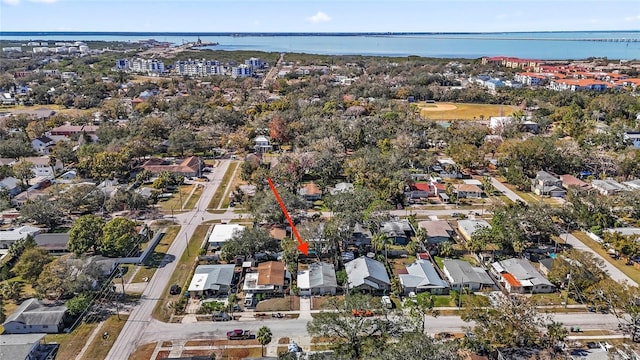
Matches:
[[257, 326, 272, 357], [372, 232, 391, 262]]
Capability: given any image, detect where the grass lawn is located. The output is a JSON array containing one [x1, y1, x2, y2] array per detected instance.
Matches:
[[208, 162, 238, 209], [78, 315, 129, 360], [571, 231, 640, 285], [417, 102, 518, 120], [152, 225, 211, 322], [433, 256, 445, 269], [132, 226, 180, 283], [184, 184, 204, 210], [311, 295, 344, 310], [222, 347, 262, 359], [159, 184, 195, 212], [129, 342, 157, 360], [528, 292, 577, 306], [255, 296, 300, 311], [43, 322, 98, 359], [221, 163, 244, 209]]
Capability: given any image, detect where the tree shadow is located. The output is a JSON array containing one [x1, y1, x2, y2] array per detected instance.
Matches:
[[144, 252, 176, 268]]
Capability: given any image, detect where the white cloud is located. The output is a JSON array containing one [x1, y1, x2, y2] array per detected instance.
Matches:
[[2, 0, 22, 5], [625, 15, 640, 21], [307, 11, 331, 24]]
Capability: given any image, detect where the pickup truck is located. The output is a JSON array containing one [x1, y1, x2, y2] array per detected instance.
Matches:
[[227, 329, 251, 340]]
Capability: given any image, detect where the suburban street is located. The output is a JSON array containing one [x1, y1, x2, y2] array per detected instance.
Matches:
[[106, 169, 635, 359], [105, 160, 232, 360]]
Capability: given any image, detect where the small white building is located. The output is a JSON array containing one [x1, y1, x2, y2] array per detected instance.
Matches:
[[297, 262, 338, 296], [207, 224, 245, 249]]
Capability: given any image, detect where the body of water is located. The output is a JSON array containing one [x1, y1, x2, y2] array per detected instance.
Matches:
[[1, 31, 639, 60]]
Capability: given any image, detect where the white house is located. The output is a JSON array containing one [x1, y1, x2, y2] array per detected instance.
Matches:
[[491, 258, 554, 294], [398, 259, 449, 295], [345, 256, 390, 293], [297, 262, 338, 296], [0, 225, 43, 249], [31, 135, 55, 155], [2, 298, 67, 334], [187, 264, 236, 297], [16, 156, 63, 178], [207, 224, 245, 249], [591, 179, 627, 196], [457, 220, 491, 242], [442, 259, 496, 291], [254, 136, 272, 153]]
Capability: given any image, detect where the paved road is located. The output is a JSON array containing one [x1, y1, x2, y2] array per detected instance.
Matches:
[[138, 312, 625, 345], [105, 160, 232, 360], [262, 53, 285, 88], [490, 177, 526, 203], [562, 233, 638, 286]]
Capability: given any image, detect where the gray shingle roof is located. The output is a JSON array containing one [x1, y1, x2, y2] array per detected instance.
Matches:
[[188, 264, 235, 292], [4, 298, 66, 327], [442, 259, 493, 285], [345, 257, 390, 289], [297, 262, 337, 290], [491, 258, 553, 287], [0, 334, 46, 360], [399, 259, 448, 289]]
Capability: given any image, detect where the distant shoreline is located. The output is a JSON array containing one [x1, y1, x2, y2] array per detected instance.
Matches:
[[1, 30, 640, 37]]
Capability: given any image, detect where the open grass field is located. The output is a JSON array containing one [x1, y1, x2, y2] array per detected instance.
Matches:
[[78, 315, 129, 360], [159, 184, 194, 212], [417, 102, 518, 120], [43, 322, 99, 359]]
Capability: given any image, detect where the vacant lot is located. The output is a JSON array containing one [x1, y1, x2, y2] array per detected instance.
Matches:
[[417, 102, 518, 120]]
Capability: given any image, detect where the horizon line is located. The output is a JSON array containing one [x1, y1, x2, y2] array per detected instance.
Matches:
[[1, 29, 640, 36]]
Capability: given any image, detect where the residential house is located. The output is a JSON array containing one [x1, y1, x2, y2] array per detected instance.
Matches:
[[405, 182, 435, 202], [2, 298, 67, 334], [348, 223, 372, 247], [16, 156, 62, 178], [297, 262, 338, 296], [538, 257, 556, 276], [243, 261, 289, 295], [442, 259, 496, 291], [1, 92, 16, 105], [489, 116, 514, 131], [0, 176, 22, 196], [31, 136, 55, 155], [11, 189, 48, 207], [254, 136, 272, 153], [417, 220, 454, 245], [345, 256, 390, 293], [380, 219, 415, 245], [34, 233, 70, 255], [623, 179, 640, 191], [591, 179, 627, 195], [531, 171, 566, 197], [187, 264, 236, 297], [491, 258, 554, 294], [207, 224, 245, 249], [463, 179, 483, 189], [452, 184, 483, 199], [141, 156, 203, 177], [328, 182, 354, 195], [0, 333, 59, 360], [560, 174, 589, 190], [624, 132, 640, 149], [298, 182, 322, 201], [0, 225, 43, 249], [47, 124, 98, 142], [398, 259, 449, 295], [457, 220, 491, 242]]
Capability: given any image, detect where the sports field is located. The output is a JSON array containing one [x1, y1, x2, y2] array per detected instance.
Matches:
[[417, 102, 519, 120]]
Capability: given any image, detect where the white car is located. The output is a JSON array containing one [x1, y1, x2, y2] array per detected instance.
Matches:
[[381, 296, 393, 309]]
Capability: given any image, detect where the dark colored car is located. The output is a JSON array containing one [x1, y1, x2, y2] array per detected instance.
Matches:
[[169, 284, 181, 295]]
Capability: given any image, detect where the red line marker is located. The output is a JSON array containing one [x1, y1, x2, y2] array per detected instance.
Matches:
[[267, 178, 309, 255]]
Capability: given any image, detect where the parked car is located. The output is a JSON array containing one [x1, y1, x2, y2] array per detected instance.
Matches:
[[212, 311, 231, 321], [227, 329, 251, 340], [381, 296, 393, 309], [169, 284, 181, 295]]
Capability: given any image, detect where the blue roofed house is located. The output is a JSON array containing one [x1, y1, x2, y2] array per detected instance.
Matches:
[[2, 298, 67, 334], [187, 264, 236, 297], [398, 259, 449, 295], [345, 257, 390, 293]]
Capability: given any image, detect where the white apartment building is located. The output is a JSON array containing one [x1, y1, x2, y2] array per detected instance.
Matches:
[[174, 59, 224, 76], [130, 59, 165, 74], [231, 64, 252, 78]]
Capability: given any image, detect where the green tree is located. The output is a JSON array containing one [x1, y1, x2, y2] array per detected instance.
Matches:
[[13, 161, 34, 187], [372, 331, 461, 360], [99, 217, 139, 257], [257, 326, 273, 357], [405, 292, 438, 333], [220, 227, 279, 262], [14, 247, 53, 282], [19, 196, 64, 229], [66, 293, 92, 318], [306, 293, 395, 359], [68, 214, 106, 255], [0, 281, 24, 303]]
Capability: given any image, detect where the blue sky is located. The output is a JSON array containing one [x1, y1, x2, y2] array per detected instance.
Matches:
[[1, 0, 639, 32]]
